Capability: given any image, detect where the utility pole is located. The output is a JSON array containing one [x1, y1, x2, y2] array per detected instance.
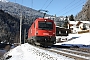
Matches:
[[20, 13, 22, 45], [19, 0, 23, 45]]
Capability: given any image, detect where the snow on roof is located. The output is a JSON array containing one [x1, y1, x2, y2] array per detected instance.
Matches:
[[80, 21, 90, 24], [69, 21, 90, 24], [69, 21, 79, 24]]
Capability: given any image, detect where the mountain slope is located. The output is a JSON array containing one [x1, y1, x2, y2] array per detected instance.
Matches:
[[0, 10, 19, 43], [0, 1, 50, 22], [0, 1, 51, 30], [0, 1, 52, 44]]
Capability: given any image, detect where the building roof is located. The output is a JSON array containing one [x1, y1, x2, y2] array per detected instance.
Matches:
[[76, 21, 82, 26], [69, 21, 90, 24]]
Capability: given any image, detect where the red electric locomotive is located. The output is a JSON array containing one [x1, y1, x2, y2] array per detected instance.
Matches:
[[28, 18, 56, 46]]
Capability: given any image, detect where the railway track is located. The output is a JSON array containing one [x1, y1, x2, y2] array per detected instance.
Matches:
[[70, 48, 90, 53], [48, 48, 90, 60], [60, 49, 90, 57], [29, 44, 90, 60]]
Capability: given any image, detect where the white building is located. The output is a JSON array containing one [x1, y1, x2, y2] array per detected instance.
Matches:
[[69, 21, 90, 33]]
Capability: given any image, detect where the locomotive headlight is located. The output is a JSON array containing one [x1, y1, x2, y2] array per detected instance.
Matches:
[[45, 20, 46, 21]]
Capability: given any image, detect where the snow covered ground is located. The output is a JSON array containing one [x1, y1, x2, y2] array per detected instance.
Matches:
[[3, 32, 90, 60], [4, 43, 74, 60], [55, 32, 90, 48]]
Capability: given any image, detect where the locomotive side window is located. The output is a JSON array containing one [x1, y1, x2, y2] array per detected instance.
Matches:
[[34, 23, 35, 28], [38, 21, 53, 30], [31, 29, 32, 33]]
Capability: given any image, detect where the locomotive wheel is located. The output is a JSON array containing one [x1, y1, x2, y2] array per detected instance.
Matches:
[[30, 39, 35, 45], [27, 40, 31, 44], [40, 44, 48, 48]]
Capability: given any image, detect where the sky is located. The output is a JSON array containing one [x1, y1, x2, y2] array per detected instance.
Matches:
[[8, 0, 87, 17]]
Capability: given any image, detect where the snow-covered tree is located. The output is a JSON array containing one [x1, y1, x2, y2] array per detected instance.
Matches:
[[0, 0, 8, 2]]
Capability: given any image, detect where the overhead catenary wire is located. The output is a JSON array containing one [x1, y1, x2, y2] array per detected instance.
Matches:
[[61, 0, 82, 13], [56, 0, 75, 14], [56, 0, 86, 16], [44, 0, 53, 9], [62, 1, 85, 16], [41, 0, 48, 9]]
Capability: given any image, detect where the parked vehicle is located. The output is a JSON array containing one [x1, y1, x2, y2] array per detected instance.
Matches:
[[56, 26, 69, 43]]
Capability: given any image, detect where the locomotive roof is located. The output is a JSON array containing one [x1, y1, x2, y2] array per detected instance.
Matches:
[[36, 18, 53, 20]]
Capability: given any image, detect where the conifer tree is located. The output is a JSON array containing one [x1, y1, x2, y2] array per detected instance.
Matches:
[[63, 16, 69, 28], [69, 14, 74, 21]]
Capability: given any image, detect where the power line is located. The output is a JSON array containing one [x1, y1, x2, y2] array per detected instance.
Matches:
[[62, 1, 85, 16], [62, 0, 84, 15], [56, 0, 75, 14], [56, 0, 84, 15], [45, 0, 53, 9], [60, 0, 82, 14], [41, 0, 48, 9]]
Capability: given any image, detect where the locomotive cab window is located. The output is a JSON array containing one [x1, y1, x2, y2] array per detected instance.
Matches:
[[38, 21, 53, 30]]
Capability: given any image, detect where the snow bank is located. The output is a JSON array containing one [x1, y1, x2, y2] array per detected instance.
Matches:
[[4, 43, 74, 60], [3, 33, 90, 60]]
